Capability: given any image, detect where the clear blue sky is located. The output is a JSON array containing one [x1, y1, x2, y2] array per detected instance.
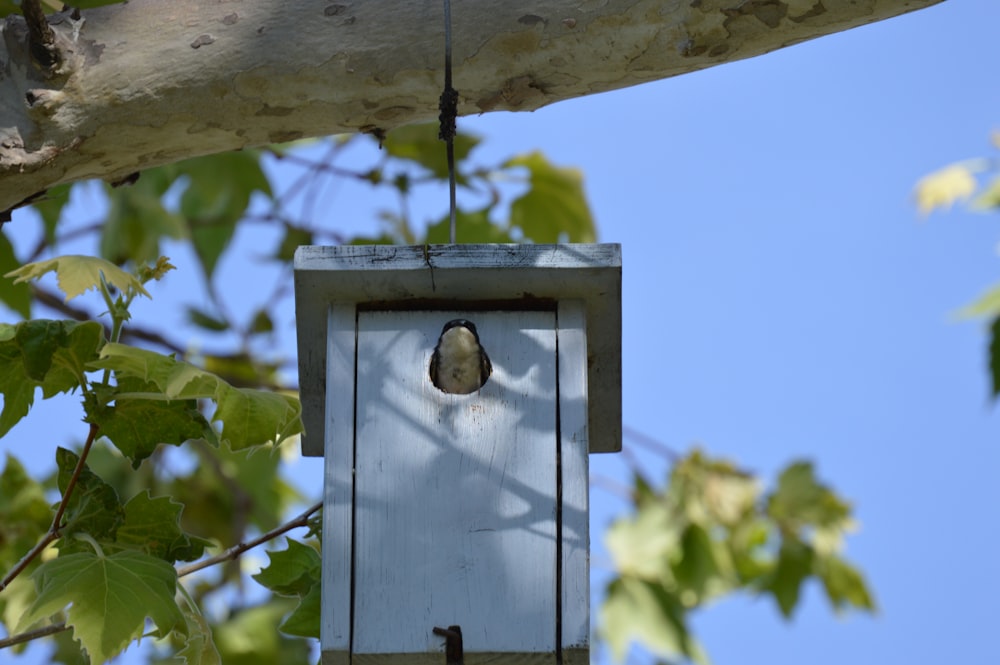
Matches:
[[4, 0, 1000, 664]]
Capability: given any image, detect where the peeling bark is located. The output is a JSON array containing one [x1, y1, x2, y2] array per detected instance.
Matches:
[[0, 0, 942, 214]]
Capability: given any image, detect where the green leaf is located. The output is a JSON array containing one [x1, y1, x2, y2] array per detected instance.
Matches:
[[30, 183, 72, 247], [5, 255, 151, 302], [212, 600, 311, 665], [991, 316, 1000, 397], [101, 168, 186, 265], [90, 343, 302, 450], [116, 491, 210, 562], [187, 306, 230, 332], [170, 442, 301, 548], [762, 538, 814, 618], [601, 577, 707, 665], [250, 309, 274, 335], [383, 123, 481, 180], [605, 501, 681, 582], [177, 152, 271, 280], [816, 553, 876, 613], [0, 320, 104, 437], [767, 461, 851, 530], [505, 151, 597, 243], [972, 175, 1000, 210], [177, 605, 222, 665], [279, 583, 321, 639], [55, 448, 125, 544], [88, 377, 218, 465], [0, 454, 52, 569], [0, 232, 30, 317], [252, 539, 320, 597], [672, 523, 731, 606], [18, 550, 184, 664], [274, 224, 314, 262]]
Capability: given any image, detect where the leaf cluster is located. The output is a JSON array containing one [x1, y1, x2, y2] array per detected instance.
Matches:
[[601, 450, 874, 664]]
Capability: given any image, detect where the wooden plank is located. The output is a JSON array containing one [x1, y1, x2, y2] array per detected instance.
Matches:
[[557, 300, 590, 656], [351, 310, 558, 660], [294, 244, 621, 455], [320, 304, 357, 660]]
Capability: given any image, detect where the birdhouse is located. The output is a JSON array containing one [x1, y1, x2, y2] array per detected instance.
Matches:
[[293, 244, 621, 665]]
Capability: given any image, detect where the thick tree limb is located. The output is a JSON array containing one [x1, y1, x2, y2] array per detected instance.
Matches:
[[0, 0, 941, 214]]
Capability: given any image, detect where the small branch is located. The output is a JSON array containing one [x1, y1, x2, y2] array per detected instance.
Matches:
[[21, 0, 60, 72], [0, 423, 100, 593], [0, 622, 69, 649], [177, 501, 321, 578]]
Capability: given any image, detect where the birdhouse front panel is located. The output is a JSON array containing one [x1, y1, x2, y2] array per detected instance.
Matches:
[[352, 310, 559, 659]]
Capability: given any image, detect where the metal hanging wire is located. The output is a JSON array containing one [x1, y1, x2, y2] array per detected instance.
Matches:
[[438, 0, 458, 243]]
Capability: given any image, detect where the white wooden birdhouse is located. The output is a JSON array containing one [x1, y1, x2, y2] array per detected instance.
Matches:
[[294, 244, 621, 665]]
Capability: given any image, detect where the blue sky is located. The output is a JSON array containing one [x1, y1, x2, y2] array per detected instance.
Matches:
[[4, 0, 1000, 664]]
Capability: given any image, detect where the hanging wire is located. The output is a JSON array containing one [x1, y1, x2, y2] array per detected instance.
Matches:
[[438, 0, 458, 243]]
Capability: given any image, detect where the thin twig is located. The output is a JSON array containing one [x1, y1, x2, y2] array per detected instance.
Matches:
[[0, 423, 99, 592], [177, 501, 321, 578], [0, 622, 69, 649]]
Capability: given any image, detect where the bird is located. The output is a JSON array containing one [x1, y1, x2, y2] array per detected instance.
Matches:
[[429, 319, 492, 394]]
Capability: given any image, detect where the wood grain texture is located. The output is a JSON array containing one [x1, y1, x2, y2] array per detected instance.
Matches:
[[351, 310, 559, 656], [321, 304, 358, 654], [557, 300, 589, 652]]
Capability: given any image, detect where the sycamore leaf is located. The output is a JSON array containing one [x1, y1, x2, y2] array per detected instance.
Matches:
[[116, 491, 210, 562], [252, 539, 320, 597], [601, 577, 707, 665], [177, 151, 271, 280], [87, 377, 218, 465], [101, 167, 186, 266], [55, 448, 125, 545], [990, 316, 1000, 397], [816, 553, 876, 613], [914, 161, 984, 215], [89, 343, 302, 449], [0, 454, 54, 567], [0, 320, 104, 438], [767, 461, 851, 531], [177, 606, 222, 665], [761, 539, 814, 618], [0, 232, 30, 318], [605, 501, 681, 582], [5, 255, 151, 302], [505, 151, 596, 243], [278, 583, 321, 639], [18, 550, 184, 664]]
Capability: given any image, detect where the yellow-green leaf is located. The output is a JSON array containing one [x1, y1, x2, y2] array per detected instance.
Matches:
[[5, 255, 150, 302], [18, 550, 184, 663]]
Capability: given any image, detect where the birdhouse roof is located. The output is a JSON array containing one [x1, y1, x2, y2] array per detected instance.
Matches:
[[293, 243, 622, 454]]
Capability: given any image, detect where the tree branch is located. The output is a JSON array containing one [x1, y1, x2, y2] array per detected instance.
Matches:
[[177, 501, 321, 578], [0, 0, 942, 214]]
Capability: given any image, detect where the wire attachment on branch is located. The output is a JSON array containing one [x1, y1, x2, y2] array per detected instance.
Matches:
[[21, 0, 61, 73], [438, 0, 458, 243]]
